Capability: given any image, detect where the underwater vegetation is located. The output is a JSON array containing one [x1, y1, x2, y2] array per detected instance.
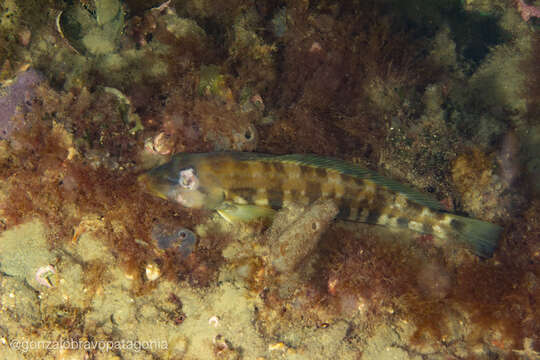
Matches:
[[0, 0, 539, 358]]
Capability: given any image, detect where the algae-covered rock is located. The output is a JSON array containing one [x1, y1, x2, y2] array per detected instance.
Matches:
[[0, 68, 43, 139], [362, 324, 420, 360], [0, 221, 56, 288], [163, 14, 206, 41], [467, 37, 531, 115], [0, 275, 41, 325], [263, 199, 338, 298], [58, 0, 124, 56], [96, 0, 122, 26], [267, 199, 338, 273]]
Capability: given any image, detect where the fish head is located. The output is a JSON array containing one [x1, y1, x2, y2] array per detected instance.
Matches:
[[138, 153, 224, 209]]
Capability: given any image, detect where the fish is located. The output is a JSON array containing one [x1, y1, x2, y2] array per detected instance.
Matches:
[[138, 152, 502, 258]]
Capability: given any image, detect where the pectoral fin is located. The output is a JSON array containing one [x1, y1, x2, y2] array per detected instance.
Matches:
[[217, 203, 276, 223]]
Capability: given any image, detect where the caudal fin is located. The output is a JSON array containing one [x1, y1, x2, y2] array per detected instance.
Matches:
[[447, 215, 502, 258]]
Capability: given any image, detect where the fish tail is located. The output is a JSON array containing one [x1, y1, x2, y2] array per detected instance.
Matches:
[[444, 214, 502, 258]]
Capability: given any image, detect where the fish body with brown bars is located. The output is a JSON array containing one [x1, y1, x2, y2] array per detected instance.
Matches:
[[138, 152, 502, 258]]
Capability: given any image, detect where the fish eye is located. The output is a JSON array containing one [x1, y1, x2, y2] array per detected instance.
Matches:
[[178, 167, 199, 190]]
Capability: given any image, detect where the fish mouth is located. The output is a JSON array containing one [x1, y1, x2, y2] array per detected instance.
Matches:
[[137, 173, 168, 200]]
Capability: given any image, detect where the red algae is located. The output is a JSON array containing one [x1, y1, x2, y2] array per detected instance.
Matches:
[[245, 185, 538, 353], [0, 82, 228, 293], [297, 206, 540, 353]]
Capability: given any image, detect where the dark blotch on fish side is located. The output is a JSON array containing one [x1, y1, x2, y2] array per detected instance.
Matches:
[[422, 223, 433, 234], [306, 181, 322, 203], [397, 217, 409, 227], [366, 210, 381, 224], [299, 165, 311, 176], [261, 161, 273, 174], [235, 161, 250, 172], [315, 167, 327, 178], [267, 188, 284, 209], [272, 162, 285, 173], [231, 187, 257, 204], [338, 204, 351, 219], [450, 218, 465, 232]]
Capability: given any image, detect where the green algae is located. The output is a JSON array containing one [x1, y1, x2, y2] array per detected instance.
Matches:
[[198, 64, 229, 98]]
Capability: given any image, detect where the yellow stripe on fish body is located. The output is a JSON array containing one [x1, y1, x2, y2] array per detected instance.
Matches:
[[138, 152, 502, 258]]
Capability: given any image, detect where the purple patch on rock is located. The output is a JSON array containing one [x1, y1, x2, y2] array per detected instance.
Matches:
[[151, 224, 197, 257], [0, 69, 44, 139]]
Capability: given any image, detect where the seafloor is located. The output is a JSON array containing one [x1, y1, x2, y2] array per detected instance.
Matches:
[[0, 0, 539, 359]]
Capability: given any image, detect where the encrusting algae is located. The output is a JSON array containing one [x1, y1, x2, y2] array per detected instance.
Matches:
[[139, 151, 502, 258]]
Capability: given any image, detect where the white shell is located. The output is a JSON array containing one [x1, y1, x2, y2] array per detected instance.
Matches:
[[145, 262, 161, 281]]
